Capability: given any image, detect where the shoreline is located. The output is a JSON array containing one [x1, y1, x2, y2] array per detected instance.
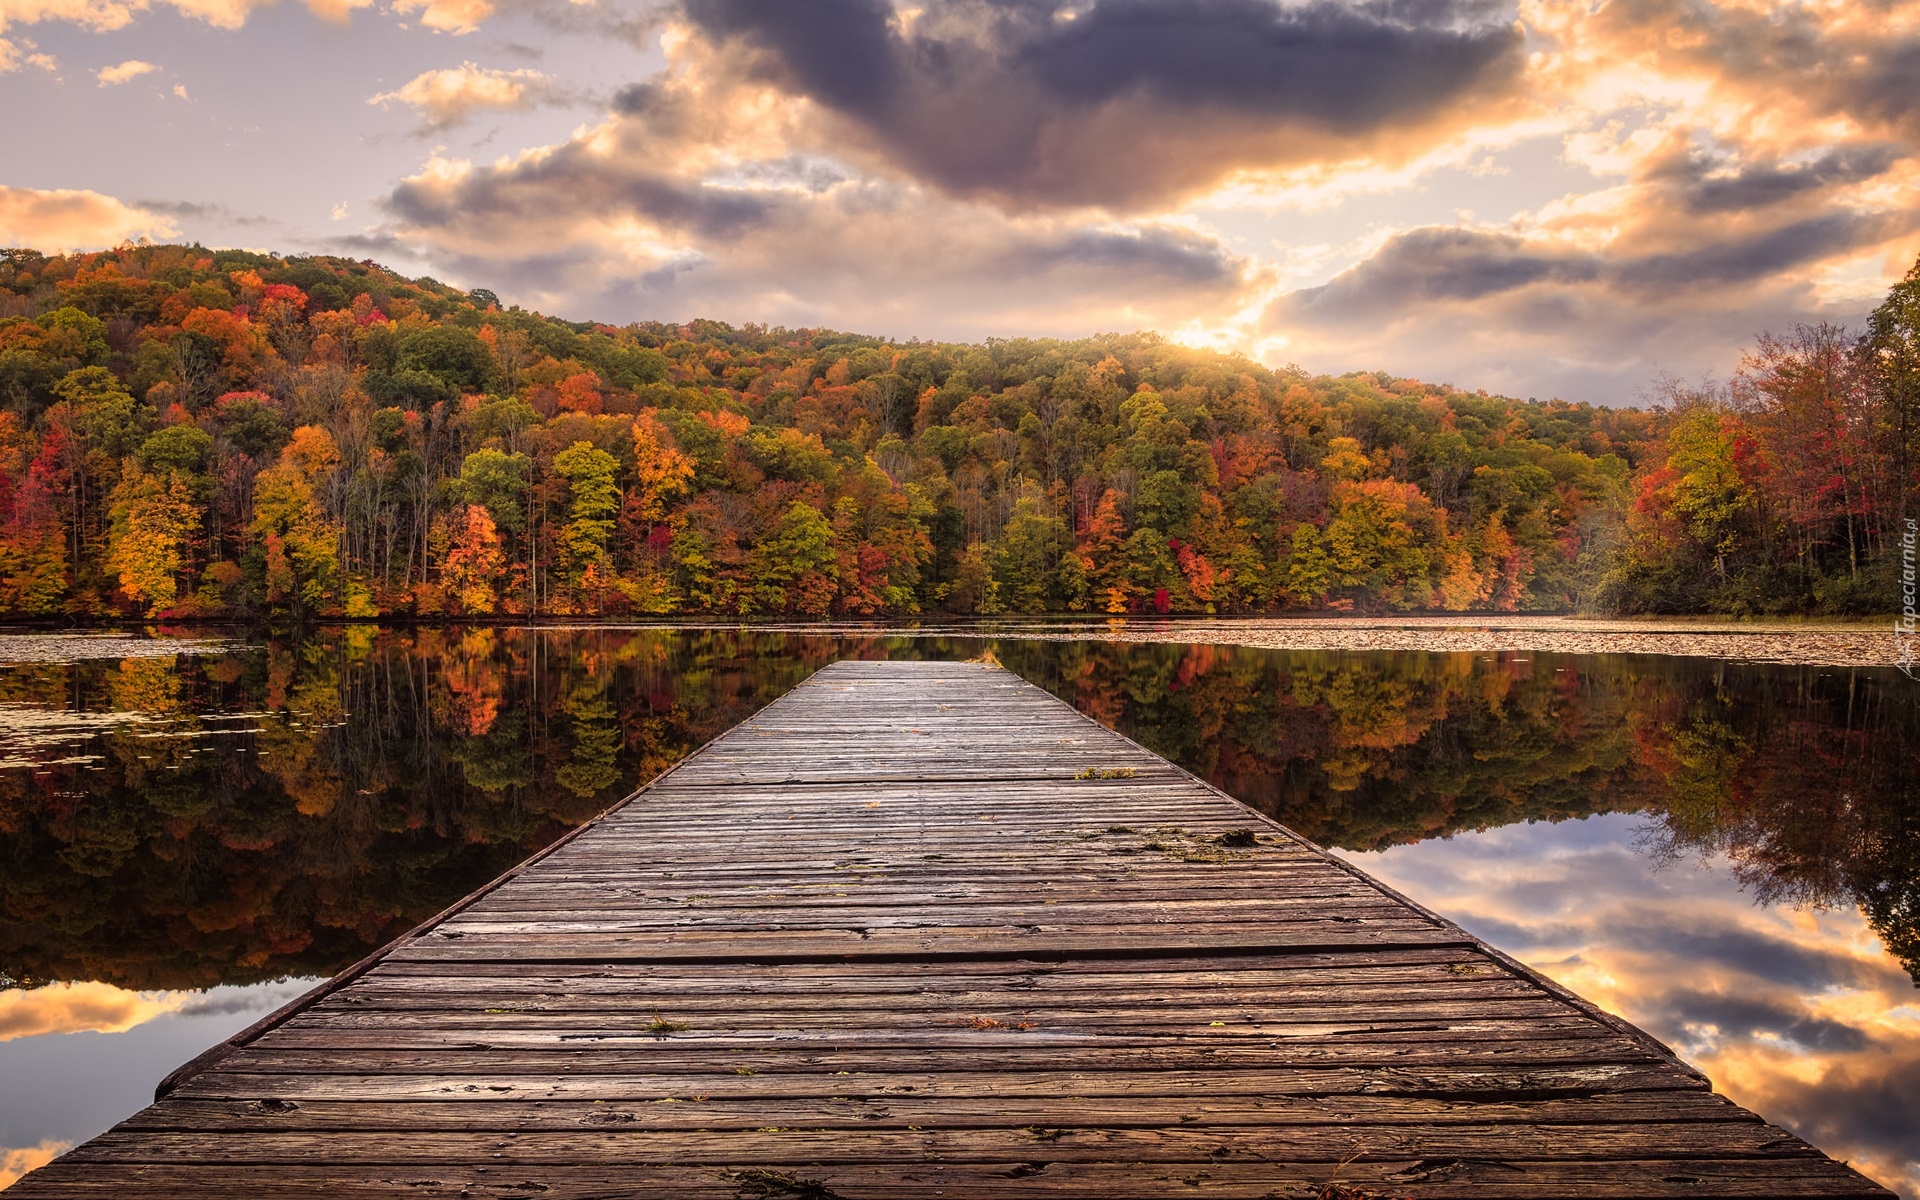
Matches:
[[0, 615, 1904, 670]]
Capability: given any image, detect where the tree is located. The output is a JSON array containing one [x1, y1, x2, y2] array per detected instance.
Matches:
[[1867, 256, 1920, 533], [551, 441, 619, 604], [1662, 404, 1754, 580], [628, 410, 694, 525], [454, 449, 531, 535], [442, 504, 505, 615], [993, 495, 1071, 613], [107, 465, 201, 614], [757, 500, 838, 614], [251, 426, 343, 614]]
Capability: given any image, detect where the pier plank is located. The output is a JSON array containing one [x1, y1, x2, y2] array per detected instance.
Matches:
[[9, 660, 1892, 1198]]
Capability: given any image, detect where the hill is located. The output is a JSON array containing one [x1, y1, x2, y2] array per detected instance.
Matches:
[[0, 243, 1913, 619]]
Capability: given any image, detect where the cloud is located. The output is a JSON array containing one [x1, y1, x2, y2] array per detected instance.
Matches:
[[369, 62, 560, 129], [367, 7, 1269, 336], [0, 185, 177, 251], [133, 197, 274, 227], [303, 0, 372, 19], [0, 0, 376, 34], [390, 0, 491, 34], [676, 0, 1528, 211], [94, 56, 154, 84], [0, 1140, 68, 1190], [0, 0, 150, 34], [353, 0, 1920, 401], [0, 980, 189, 1041], [0, 34, 55, 70], [380, 131, 1254, 336], [1259, 101, 1920, 399]]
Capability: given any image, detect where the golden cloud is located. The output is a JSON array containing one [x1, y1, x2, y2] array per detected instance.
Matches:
[[0, 185, 176, 252], [389, 0, 491, 35], [368, 62, 551, 128], [0, 34, 55, 70], [0, 0, 382, 34], [93, 56, 153, 85]]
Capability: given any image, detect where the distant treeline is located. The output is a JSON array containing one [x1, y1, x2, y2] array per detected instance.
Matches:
[[0, 243, 1915, 618]]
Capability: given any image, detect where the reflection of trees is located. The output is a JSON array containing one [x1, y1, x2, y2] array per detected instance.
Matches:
[[998, 642, 1919, 982], [999, 641, 1661, 848], [1630, 672, 1920, 983], [4, 633, 1912, 991], [0, 628, 859, 990]]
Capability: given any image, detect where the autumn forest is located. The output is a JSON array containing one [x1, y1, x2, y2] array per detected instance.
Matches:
[[1, 243, 1916, 620]]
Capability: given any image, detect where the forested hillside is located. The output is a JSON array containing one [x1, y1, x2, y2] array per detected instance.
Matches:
[[0, 243, 1913, 619]]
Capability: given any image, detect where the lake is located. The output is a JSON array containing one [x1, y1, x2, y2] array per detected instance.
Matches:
[[0, 626, 1915, 1193]]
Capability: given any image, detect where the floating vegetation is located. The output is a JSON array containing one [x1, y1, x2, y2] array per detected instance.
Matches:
[[723, 1168, 847, 1200], [1103, 825, 1267, 864], [0, 634, 253, 665]]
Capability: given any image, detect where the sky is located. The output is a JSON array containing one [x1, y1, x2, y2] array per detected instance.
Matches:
[[2, 0, 1919, 404]]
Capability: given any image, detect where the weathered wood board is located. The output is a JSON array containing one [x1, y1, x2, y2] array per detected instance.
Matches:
[[10, 659, 1893, 1198]]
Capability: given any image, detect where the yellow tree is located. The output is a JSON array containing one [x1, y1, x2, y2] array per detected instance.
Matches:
[[629, 409, 694, 523], [106, 464, 201, 614], [250, 425, 342, 614]]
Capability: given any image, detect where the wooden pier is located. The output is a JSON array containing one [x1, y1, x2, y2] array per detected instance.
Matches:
[[12, 660, 1891, 1197]]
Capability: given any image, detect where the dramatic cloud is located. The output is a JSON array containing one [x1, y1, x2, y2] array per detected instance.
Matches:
[[678, 0, 1529, 210], [13, 0, 1920, 399], [369, 62, 559, 128], [93, 56, 154, 84], [380, 133, 1255, 336], [1255, 8, 1920, 398], [0, 185, 177, 251]]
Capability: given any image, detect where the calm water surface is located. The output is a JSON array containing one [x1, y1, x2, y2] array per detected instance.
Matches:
[[0, 627, 1914, 1192]]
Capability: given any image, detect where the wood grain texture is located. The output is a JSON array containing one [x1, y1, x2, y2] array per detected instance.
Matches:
[[10, 660, 1894, 1198]]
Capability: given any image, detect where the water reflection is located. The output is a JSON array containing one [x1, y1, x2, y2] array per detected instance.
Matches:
[[1342, 817, 1920, 1198], [0, 628, 1914, 1193], [994, 640, 1920, 985]]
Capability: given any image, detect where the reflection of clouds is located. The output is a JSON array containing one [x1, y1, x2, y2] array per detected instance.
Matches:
[[0, 1140, 66, 1190], [0, 979, 315, 1192], [0, 982, 188, 1042], [1338, 813, 1920, 1199]]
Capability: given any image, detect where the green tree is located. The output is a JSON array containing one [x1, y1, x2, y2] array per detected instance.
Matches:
[[992, 496, 1071, 613], [551, 441, 619, 601], [757, 500, 838, 614], [454, 449, 532, 535], [1867, 256, 1920, 532]]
